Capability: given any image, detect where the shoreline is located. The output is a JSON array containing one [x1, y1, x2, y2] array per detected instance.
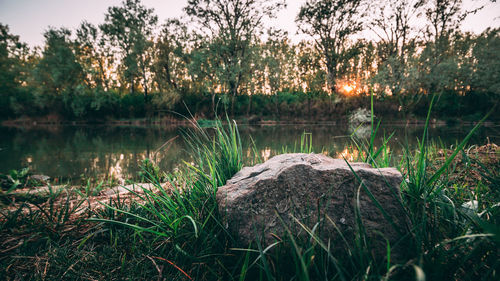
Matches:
[[2, 116, 498, 128]]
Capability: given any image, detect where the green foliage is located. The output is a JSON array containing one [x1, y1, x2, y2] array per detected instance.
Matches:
[[196, 118, 218, 128], [81, 116, 248, 280], [296, 41, 328, 93], [0, 167, 30, 192], [281, 131, 314, 154], [1, 0, 500, 278], [183, 117, 244, 189], [0, 24, 33, 118], [74, 179, 108, 197], [153, 19, 189, 94], [1, 2, 499, 121], [1, 185, 86, 239], [137, 158, 165, 182], [472, 28, 500, 95], [34, 28, 83, 98], [185, 0, 285, 100], [394, 99, 498, 280], [0, 24, 24, 92], [100, 0, 158, 100]]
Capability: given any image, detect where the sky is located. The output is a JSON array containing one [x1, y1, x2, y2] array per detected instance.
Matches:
[[0, 0, 499, 47]]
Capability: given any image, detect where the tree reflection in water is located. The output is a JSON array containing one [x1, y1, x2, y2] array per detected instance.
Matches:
[[0, 124, 496, 183]]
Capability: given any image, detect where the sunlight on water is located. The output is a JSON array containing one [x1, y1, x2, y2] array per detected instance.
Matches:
[[261, 147, 272, 161], [337, 147, 363, 162], [0, 124, 496, 182]]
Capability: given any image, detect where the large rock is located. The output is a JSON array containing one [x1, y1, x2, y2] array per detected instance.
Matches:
[[217, 153, 410, 260]]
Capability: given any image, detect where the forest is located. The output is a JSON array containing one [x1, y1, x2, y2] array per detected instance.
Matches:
[[1, 0, 498, 122]]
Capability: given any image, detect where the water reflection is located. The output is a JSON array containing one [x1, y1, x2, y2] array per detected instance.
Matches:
[[349, 124, 372, 139], [0, 126, 188, 182], [337, 147, 363, 162], [261, 147, 272, 161], [0, 124, 497, 183]]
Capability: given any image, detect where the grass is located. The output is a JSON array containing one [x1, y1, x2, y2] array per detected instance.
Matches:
[[281, 131, 314, 154], [1, 107, 499, 280], [350, 91, 395, 168]]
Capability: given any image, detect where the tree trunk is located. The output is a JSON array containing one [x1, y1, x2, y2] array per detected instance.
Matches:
[[211, 90, 216, 118], [164, 64, 177, 89], [229, 80, 238, 117], [247, 94, 252, 116], [325, 54, 337, 94]]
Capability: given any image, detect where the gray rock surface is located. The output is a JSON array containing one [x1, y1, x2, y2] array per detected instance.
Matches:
[[216, 153, 410, 259], [29, 175, 51, 182]]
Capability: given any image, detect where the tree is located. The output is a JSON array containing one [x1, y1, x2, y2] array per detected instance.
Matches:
[[296, 0, 368, 94], [0, 24, 27, 91], [187, 35, 226, 113], [0, 24, 30, 117], [154, 19, 189, 92], [371, 0, 424, 60], [100, 0, 158, 103], [75, 21, 114, 91], [33, 28, 86, 116], [369, 0, 424, 111], [184, 0, 286, 113], [152, 19, 191, 109], [423, 0, 483, 42], [296, 40, 328, 115], [471, 28, 500, 95], [263, 29, 295, 94], [418, 0, 483, 95], [296, 41, 327, 94], [34, 28, 83, 98]]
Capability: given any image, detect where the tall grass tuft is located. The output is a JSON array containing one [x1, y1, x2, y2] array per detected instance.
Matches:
[[396, 97, 498, 280], [350, 90, 395, 168], [88, 116, 250, 280], [183, 117, 244, 191]]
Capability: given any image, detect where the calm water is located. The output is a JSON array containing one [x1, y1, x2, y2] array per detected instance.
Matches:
[[0, 123, 498, 182]]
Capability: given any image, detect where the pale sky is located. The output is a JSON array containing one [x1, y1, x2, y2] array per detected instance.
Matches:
[[0, 0, 499, 47]]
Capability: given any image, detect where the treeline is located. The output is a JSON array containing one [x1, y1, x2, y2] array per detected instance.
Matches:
[[0, 0, 499, 121]]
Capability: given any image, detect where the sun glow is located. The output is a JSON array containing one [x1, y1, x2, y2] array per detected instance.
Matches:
[[338, 81, 357, 96], [342, 84, 354, 93]]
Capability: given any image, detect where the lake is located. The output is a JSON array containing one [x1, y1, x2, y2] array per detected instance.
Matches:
[[1, 123, 498, 183]]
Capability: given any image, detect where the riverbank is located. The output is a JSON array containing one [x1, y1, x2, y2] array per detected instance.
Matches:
[[2, 91, 498, 128], [3, 114, 499, 128], [1, 124, 498, 280]]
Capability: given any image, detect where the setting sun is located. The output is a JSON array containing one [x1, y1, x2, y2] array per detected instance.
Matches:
[[339, 82, 357, 95], [343, 84, 354, 93]]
